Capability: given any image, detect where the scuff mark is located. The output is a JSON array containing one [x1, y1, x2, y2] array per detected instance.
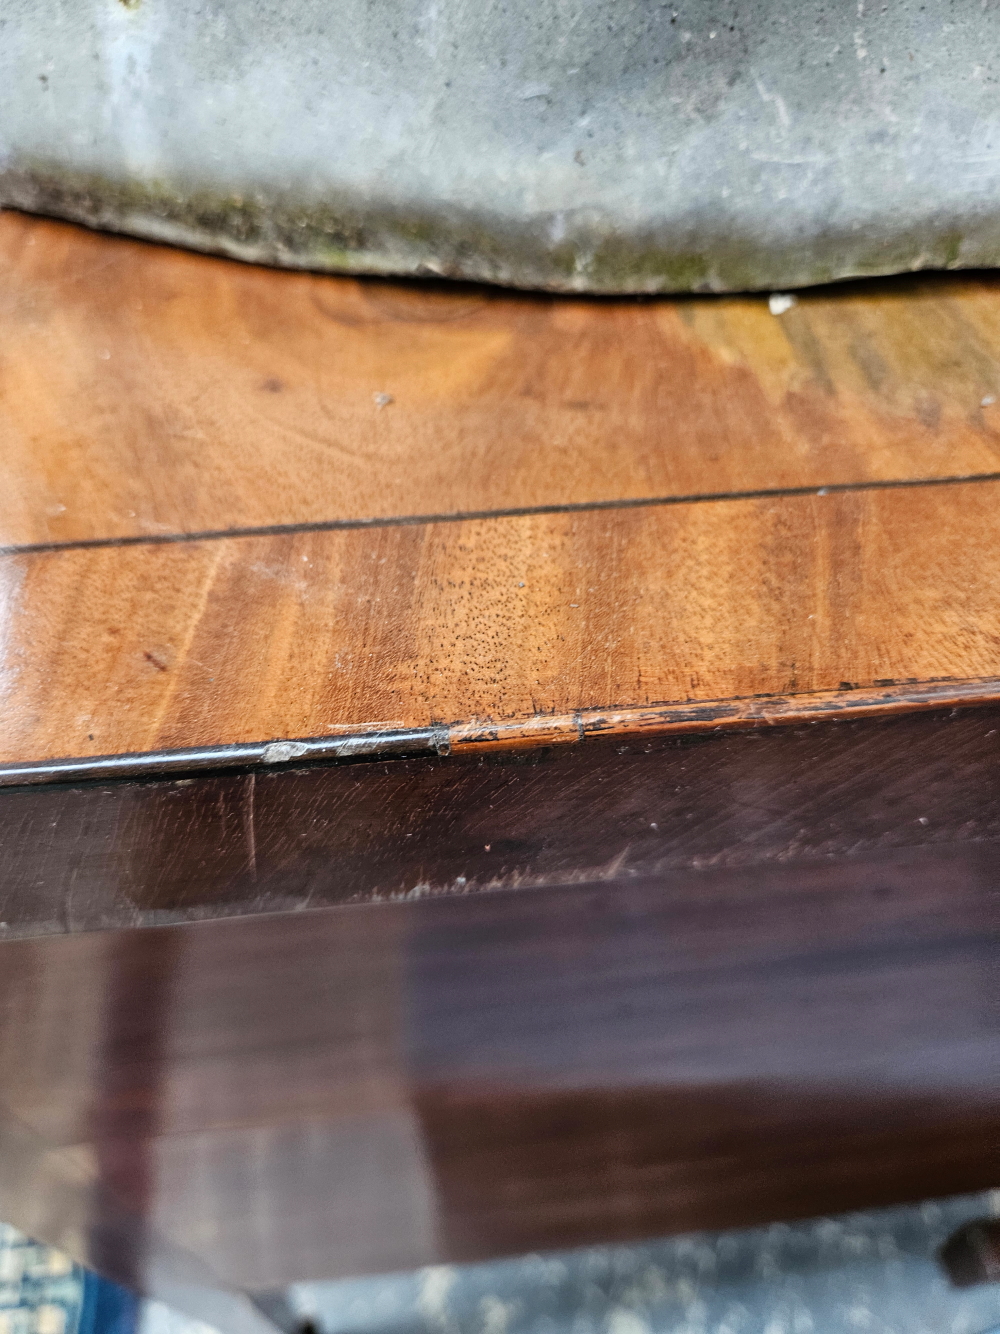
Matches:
[[261, 740, 310, 764], [242, 771, 257, 881], [325, 720, 406, 730]]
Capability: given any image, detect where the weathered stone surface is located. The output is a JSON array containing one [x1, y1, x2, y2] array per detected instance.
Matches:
[[2, 0, 999, 292]]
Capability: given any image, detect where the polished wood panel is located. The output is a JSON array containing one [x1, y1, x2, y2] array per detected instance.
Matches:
[[2, 479, 1000, 765], [2, 842, 999, 1297], [5, 211, 1000, 1332], [2, 704, 999, 936], [4, 211, 1000, 548]]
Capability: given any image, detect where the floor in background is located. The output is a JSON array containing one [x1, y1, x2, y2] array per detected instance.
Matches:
[[4, 1192, 1000, 1334], [270, 1191, 1000, 1334]]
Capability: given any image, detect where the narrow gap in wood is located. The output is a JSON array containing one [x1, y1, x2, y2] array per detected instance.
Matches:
[[4, 470, 1000, 559]]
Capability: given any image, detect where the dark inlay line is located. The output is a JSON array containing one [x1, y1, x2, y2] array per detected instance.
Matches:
[[0, 729, 450, 789], [4, 471, 1000, 557], [3, 677, 999, 790]]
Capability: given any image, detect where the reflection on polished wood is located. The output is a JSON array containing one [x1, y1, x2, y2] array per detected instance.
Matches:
[[2, 707, 1000, 1310], [2, 840, 999, 1296], [3, 212, 1000, 1332]]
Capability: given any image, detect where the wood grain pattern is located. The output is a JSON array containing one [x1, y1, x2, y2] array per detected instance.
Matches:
[[2, 842, 1000, 1295], [4, 213, 1000, 1324], [4, 210, 1000, 549], [3, 480, 1000, 765], [1, 703, 999, 936]]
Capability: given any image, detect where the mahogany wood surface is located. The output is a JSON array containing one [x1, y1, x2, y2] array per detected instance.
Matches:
[[3, 212, 1000, 768], [3, 213, 1000, 1327], [2, 839, 1000, 1297], [3, 705, 1000, 1315], [4, 211, 1000, 552], [4, 480, 1000, 768], [0, 704, 998, 936]]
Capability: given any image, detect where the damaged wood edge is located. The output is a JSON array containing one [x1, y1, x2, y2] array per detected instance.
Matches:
[[449, 676, 1000, 750], [2, 676, 999, 789]]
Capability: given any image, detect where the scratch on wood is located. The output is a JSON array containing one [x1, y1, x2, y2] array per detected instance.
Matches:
[[242, 771, 257, 882]]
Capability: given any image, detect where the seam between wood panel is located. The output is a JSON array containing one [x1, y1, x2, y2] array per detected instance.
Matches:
[[3, 471, 1000, 557], [2, 676, 998, 788]]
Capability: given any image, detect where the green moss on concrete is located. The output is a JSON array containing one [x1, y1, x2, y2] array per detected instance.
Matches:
[[1, 159, 995, 295]]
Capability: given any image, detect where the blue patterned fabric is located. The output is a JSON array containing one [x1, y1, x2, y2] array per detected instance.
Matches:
[[0, 1227, 136, 1334]]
